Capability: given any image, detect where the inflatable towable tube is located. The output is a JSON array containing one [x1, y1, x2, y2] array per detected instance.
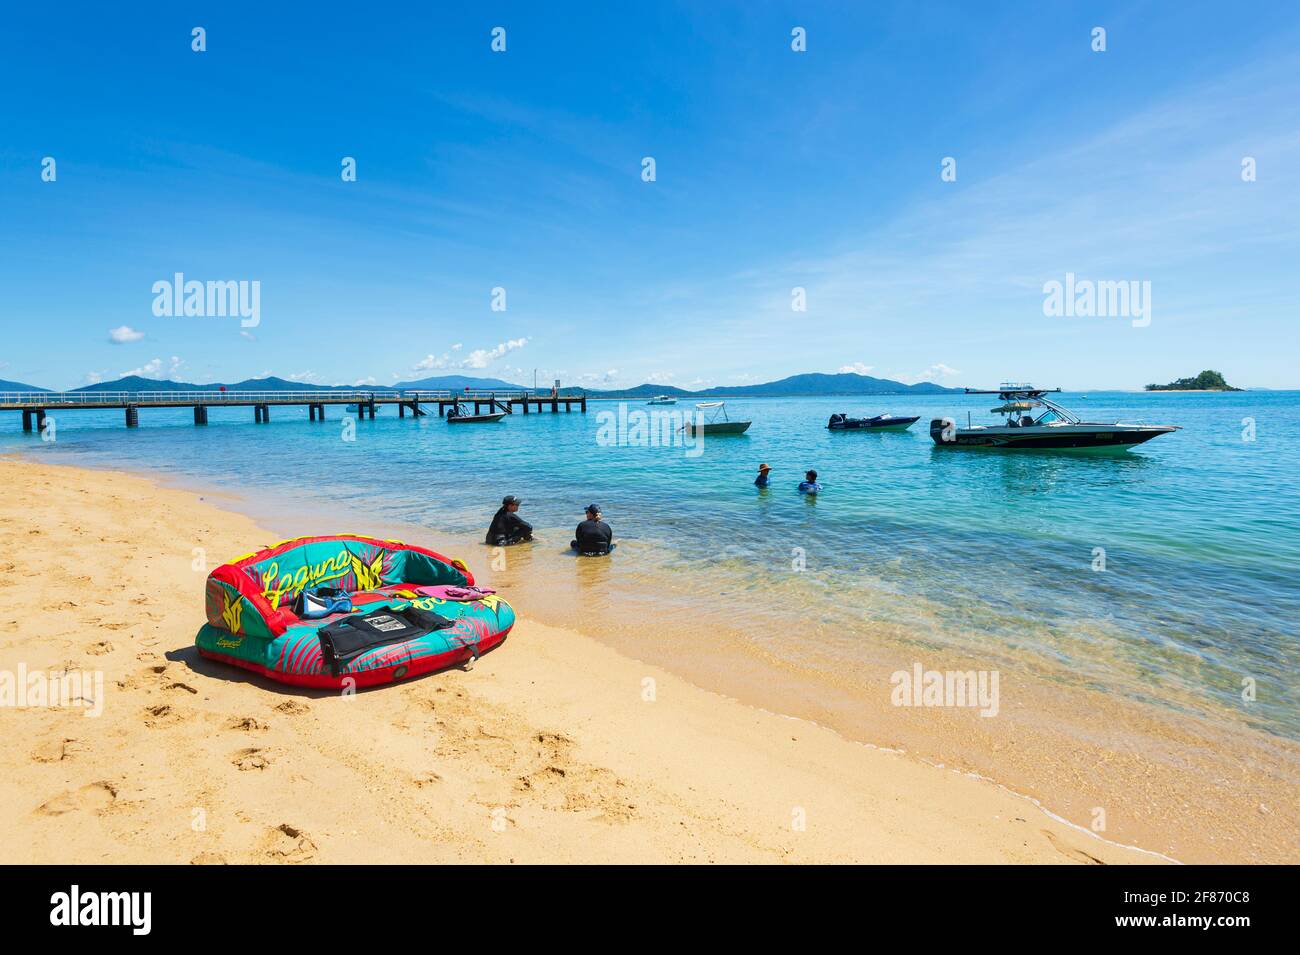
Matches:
[[195, 534, 515, 688]]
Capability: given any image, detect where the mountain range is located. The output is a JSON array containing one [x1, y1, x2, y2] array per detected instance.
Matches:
[[2, 371, 961, 396]]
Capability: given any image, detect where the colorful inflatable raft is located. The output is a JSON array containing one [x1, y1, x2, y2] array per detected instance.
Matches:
[[195, 534, 515, 688]]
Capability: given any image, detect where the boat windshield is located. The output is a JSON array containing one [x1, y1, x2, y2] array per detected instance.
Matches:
[[1036, 408, 1063, 425]]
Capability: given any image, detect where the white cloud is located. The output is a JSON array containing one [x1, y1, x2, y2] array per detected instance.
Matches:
[[353, 376, 377, 386], [122, 356, 184, 380], [416, 338, 529, 372], [84, 371, 104, 385], [287, 371, 323, 383], [896, 363, 961, 384], [412, 353, 448, 372], [462, 337, 528, 369], [239, 330, 257, 342], [577, 369, 619, 384], [839, 363, 874, 375], [108, 325, 144, 344]]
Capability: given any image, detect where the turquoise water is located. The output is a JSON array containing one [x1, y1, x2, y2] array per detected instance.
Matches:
[[7, 391, 1298, 737]]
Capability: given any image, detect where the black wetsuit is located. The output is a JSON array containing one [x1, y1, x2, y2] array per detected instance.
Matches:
[[572, 519, 613, 554], [486, 508, 533, 546]]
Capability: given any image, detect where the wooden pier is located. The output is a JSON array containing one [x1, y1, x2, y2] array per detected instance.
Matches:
[[1, 389, 587, 431]]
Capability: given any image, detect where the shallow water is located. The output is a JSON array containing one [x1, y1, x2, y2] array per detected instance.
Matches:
[[7, 390, 1298, 738]]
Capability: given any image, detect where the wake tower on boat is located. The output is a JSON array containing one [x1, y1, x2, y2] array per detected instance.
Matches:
[[929, 384, 1179, 453]]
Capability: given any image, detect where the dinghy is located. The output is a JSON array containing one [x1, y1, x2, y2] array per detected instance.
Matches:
[[682, 401, 751, 436]]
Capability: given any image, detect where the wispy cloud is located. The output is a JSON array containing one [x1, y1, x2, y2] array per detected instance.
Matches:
[[122, 356, 184, 380], [413, 337, 528, 372]]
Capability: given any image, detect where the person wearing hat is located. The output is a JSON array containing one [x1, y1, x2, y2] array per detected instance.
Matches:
[[486, 494, 533, 546], [754, 463, 772, 488], [571, 503, 614, 556]]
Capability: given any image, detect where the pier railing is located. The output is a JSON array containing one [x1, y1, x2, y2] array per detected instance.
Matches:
[[0, 388, 577, 406]]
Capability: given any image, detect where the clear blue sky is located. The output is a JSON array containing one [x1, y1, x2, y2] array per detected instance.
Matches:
[[2, 1, 1297, 391]]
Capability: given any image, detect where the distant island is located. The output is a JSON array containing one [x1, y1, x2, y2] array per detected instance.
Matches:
[[1145, 370, 1242, 392], [2, 371, 962, 398]]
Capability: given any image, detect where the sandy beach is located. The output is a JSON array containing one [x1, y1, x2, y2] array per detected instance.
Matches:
[[0, 458, 1173, 864]]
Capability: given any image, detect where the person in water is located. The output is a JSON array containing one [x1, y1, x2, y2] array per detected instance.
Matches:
[[754, 463, 772, 487], [486, 494, 533, 546], [571, 503, 614, 554], [798, 469, 823, 494]]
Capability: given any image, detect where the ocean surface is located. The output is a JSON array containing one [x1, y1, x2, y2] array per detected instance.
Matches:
[[7, 390, 1298, 739]]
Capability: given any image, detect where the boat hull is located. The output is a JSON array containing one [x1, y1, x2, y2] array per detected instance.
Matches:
[[929, 419, 1176, 452], [828, 415, 919, 432], [447, 412, 507, 424], [685, 420, 752, 435]]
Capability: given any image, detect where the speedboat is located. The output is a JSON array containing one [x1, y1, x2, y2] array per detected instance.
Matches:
[[446, 403, 507, 424], [682, 401, 751, 436], [930, 384, 1179, 453], [647, 395, 677, 405], [827, 412, 919, 432]]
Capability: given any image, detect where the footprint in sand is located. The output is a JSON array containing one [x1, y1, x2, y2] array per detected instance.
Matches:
[[143, 703, 187, 728], [226, 716, 268, 732], [412, 771, 443, 788], [190, 851, 228, 865], [1041, 829, 1106, 865], [165, 682, 199, 695], [274, 701, 310, 716], [35, 781, 117, 817], [231, 748, 272, 771], [85, 641, 115, 656], [511, 731, 637, 820], [31, 737, 87, 763], [260, 824, 317, 863]]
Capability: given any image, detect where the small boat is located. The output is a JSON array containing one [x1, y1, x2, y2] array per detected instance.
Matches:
[[930, 385, 1179, 453], [345, 404, 380, 414], [446, 403, 506, 424], [682, 401, 751, 436], [827, 413, 920, 432], [647, 395, 677, 405]]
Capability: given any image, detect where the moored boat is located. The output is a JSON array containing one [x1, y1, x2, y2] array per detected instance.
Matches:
[[647, 395, 677, 405], [446, 402, 506, 424], [930, 384, 1179, 453], [827, 412, 920, 432], [682, 401, 751, 436]]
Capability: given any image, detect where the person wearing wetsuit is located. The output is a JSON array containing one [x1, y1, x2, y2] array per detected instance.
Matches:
[[571, 503, 614, 554], [486, 494, 533, 546]]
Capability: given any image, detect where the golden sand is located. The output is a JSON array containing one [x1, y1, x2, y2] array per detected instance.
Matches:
[[0, 458, 1175, 864]]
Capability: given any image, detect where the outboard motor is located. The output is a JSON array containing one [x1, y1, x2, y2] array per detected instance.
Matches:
[[930, 418, 957, 444]]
